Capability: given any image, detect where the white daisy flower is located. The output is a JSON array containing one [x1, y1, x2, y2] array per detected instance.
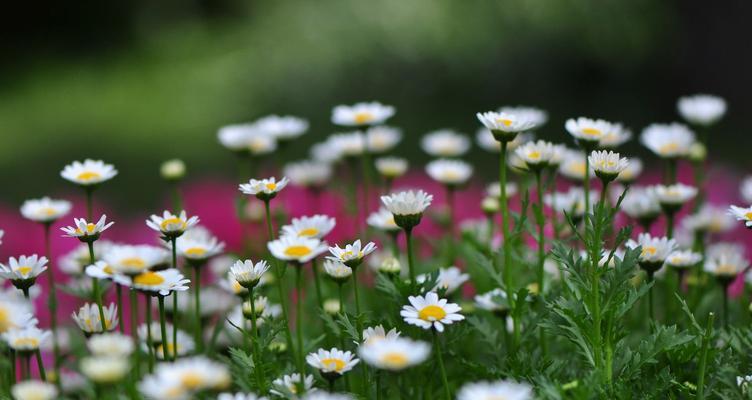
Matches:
[[271, 373, 314, 398], [357, 337, 430, 371], [621, 186, 662, 221], [81, 356, 129, 384], [218, 393, 267, 400], [544, 187, 597, 218], [160, 159, 186, 181], [330, 132, 368, 158], [677, 94, 726, 126], [327, 240, 377, 267], [706, 249, 748, 279], [558, 151, 594, 181], [457, 380, 533, 400], [654, 183, 698, 209], [626, 233, 676, 272], [400, 292, 464, 332], [218, 123, 256, 152], [20, 197, 72, 223], [87, 332, 134, 357], [486, 182, 518, 199], [2, 325, 51, 351], [417, 266, 469, 294], [310, 141, 343, 165], [156, 356, 231, 392], [306, 347, 360, 377], [425, 159, 473, 186], [176, 227, 225, 262], [72, 302, 119, 334], [0, 299, 36, 334], [229, 259, 270, 289], [476, 129, 534, 153], [477, 111, 540, 142], [102, 244, 169, 276], [60, 159, 118, 186], [666, 250, 703, 269], [421, 129, 470, 157], [281, 215, 336, 239], [284, 161, 332, 189], [741, 176, 752, 204], [366, 125, 402, 153], [323, 260, 352, 283], [367, 208, 400, 232], [598, 122, 632, 148], [565, 117, 614, 146], [301, 392, 353, 400], [588, 150, 629, 182], [268, 235, 328, 264], [153, 330, 195, 360], [361, 325, 400, 346], [332, 102, 395, 126], [247, 129, 279, 155], [241, 295, 269, 319], [146, 211, 199, 238], [682, 205, 735, 234], [116, 269, 190, 296], [498, 106, 548, 127], [729, 205, 752, 229], [374, 157, 408, 179], [239, 177, 290, 201], [139, 374, 189, 400], [11, 380, 58, 400], [514, 140, 555, 170], [0, 255, 48, 284], [640, 123, 696, 158], [474, 288, 510, 315], [61, 215, 114, 241], [616, 157, 642, 183], [255, 115, 308, 141], [60, 241, 114, 276], [381, 190, 433, 217]]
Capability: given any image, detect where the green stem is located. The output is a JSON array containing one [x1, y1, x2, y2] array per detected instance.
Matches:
[[696, 312, 715, 400], [312, 259, 324, 310], [35, 349, 46, 382], [338, 284, 346, 315], [583, 150, 590, 216], [129, 288, 140, 378], [170, 238, 178, 361], [193, 265, 203, 353], [116, 285, 124, 334], [666, 158, 677, 185], [157, 296, 169, 363], [145, 295, 155, 370], [648, 272, 655, 321], [42, 223, 60, 386], [722, 283, 729, 329], [499, 140, 519, 351], [405, 228, 416, 290], [263, 199, 294, 360], [666, 212, 675, 239], [433, 331, 451, 400], [353, 267, 362, 333], [295, 265, 305, 378], [361, 146, 373, 232], [248, 286, 265, 388], [446, 185, 456, 263], [534, 171, 545, 293], [85, 186, 94, 221], [88, 242, 108, 332]]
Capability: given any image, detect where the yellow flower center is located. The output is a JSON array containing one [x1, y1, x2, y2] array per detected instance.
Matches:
[[716, 264, 737, 275], [265, 182, 277, 191], [180, 372, 204, 389], [232, 280, 244, 293], [658, 142, 679, 154], [744, 212, 752, 221], [527, 151, 541, 160], [642, 246, 657, 257], [284, 246, 312, 257], [103, 265, 114, 274], [160, 217, 185, 231], [121, 258, 146, 269], [495, 118, 513, 126], [42, 207, 58, 216], [381, 352, 409, 368], [418, 305, 447, 321], [75, 223, 97, 235], [185, 247, 207, 257], [298, 228, 319, 237], [581, 127, 601, 136], [0, 308, 10, 333], [133, 272, 165, 286], [250, 138, 267, 152], [572, 163, 586, 175], [321, 358, 346, 372], [16, 266, 32, 276], [354, 112, 374, 124], [77, 171, 101, 181], [14, 337, 39, 348]]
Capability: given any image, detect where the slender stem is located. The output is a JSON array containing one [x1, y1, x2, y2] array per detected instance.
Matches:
[[353, 267, 362, 330], [158, 296, 169, 363], [446, 185, 456, 263], [85, 187, 94, 221], [583, 150, 591, 216], [170, 238, 178, 361], [338, 284, 346, 315], [361, 145, 373, 233], [666, 158, 677, 185], [23, 354, 30, 380], [42, 223, 60, 386], [433, 331, 451, 400], [312, 259, 324, 310], [295, 266, 305, 378], [534, 171, 545, 293], [499, 140, 518, 351], [648, 273, 655, 321], [129, 288, 140, 377], [605, 314, 614, 387], [145, 294, 155, 370], [692, 160, 706, 213], [193, 265, 203, 352], [116, 285, 124, 334], [248, 287, 265, 389], [696, 312, 715, 400], [171, 182, 183, 212], [722, 283, 729, 329], [35, 349, 46, 382], [263, 199, 294, 359], [405, 228, 416, 290], [665, 211, 675, 239], [88, 242, 108, 332]]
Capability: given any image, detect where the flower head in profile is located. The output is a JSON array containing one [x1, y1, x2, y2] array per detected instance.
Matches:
[[20, 197, 72, 224], [361, 325, 400, 346], [640, 123, 696, 159], [117, 269, 190, 296], [146, 211, 199, 239], [218, 123, 258, 152], [72, 303, 119, 334], [558, 151, 594, 182], [366, 125, 402, 153], [514, 140, 555, 171], [255, 115, 309, 141], [728, 205, 752, 229], [425, 159, 473, 186], [677, 94, 726, 126], [0, 255, 48, 289], [654, 183, 698, 212], [457, 380, 534, 400], [271, 373, 314, 398], [332, 102, 395, 126], [61, 159, 118, 186], [11, 380, 58, 400], [61, 215, 114, 242], [153, 356, 231, 392], [281, 215, 336, 240], [102, 244, 169, 276], [229, 259, 270, 289], [706, 247, 748, 281], [598, 123, 632, 149], [616, 158, 642, 183], [153, 330, 196, 360], [327, 240, 377, 268], [400, 291, 464, 332], [87, 332, 134, 357], [0, 299, 36, 334], [474, 288, 510, 316], [620, 186, 661, 222], [565, 117, 614, 148], [268, 235, 328, 264], [328, 132, 365, 158], [358, 336, 430, 371], [588, 150, 629, 182], [421, 129, 471, 157], [486, 182, 518, 199], [498, 106, 548, 127], [160, 159, 186, 181], [81, 356, 129, 384], [239, 177, 290, 201], [626, 233, 676, 274], [375, 157, 408, 180], [306, 347, 359, 378], [666, 250, 703, 270], [367, 208, 400, 232], [683, 205, 736, 234], [2, 325, 50, 352], [477, 111, 540, 142], [176, 227, 225, 262], [417, 266, 469, 294], [381, 190, 433, 229], [284, 161, 332, 189], [323, 260, 352, 283]]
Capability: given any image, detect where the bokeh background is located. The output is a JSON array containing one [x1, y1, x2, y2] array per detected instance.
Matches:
[[1, 0, 750, 212]]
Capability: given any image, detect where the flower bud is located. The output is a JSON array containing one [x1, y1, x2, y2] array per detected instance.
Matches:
[[160, 159, 186, 181], [688, 143, 706, 162]]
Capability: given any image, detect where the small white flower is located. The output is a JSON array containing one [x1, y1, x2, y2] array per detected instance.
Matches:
[[626, 233, 676, 265], [81, 356, 129, 384], [218, 123, 258, 152], [146, 211, 199, 237], [616, 157, 642, 183], [87, 332, 134, 357], [310, 141, 343, 165], [61, 215, 114, 240], [677, 94, 726, 126], [153, 329, 195, 360], [457, 380, 533, 400], [417, 266, 469, 294], [421, 130, 471, 157], [375, 157, 408, 179], [255, 115, 308, 141], [116, 269, 190, 296], [558, 151, 594, 181], [239, 177, 290, 199], [514, 140, 555, 170], [284, 161, 332, 188], [654, 183, 698, 207], [20, 197, 72, 223], [361, 325, 400, 346], [683, 205, 736, 234], [323, 260, 352, 281], [229, 259, 271, 288], [268, 235, 328, 264], [367, 208, 400, 232], [666, 250, 703, 269], [366, 125, 402, 153], [11, 380, 58, 400], [400, 292, 464, 332], [498, 106, 548, 127], [271, 373, 314, 397], [2, 325, 51, 351], [565, 117, 614, 145], [281, 215, 336, 239], [306, 347, 360, 376], [357, 337, 430, 371], [72, 302, 119, 334], [474, 288, 510, 313], [176, 227, 225, 261], [640, 123, 696, 158], [139, 373, 189, 400], [60, 159, 118, 186], [332, 102, 395, 126], [486, 182, 518, 199], [381, 190, 433, 216], [476, 111, 540, 140], [476, 129, 533, 153], [741, 176, 752, 204], [327, 132, 365, 157], [0, 299, 36, 334], [544, 187, 597, 217], [155, 356, 231, 392], [588, 150, 629, 180], [729, 205, 752, 229], [218, 393, 267, 400], [0, 255, 48, 282], [425, 158, 473, 186], [327, 240, 377, 267], [621, 187, 661, 220], [706, 249, 748, 279], [160, 159, 186, 180], [598, 122, 632, 148], [102, 244, 169, 276]]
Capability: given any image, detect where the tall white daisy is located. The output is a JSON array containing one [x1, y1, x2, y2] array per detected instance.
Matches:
[[271, 373, 314, 398], [357, 337, 430, 371], [284, 161, 332, 189], [175, 227, 225, 263], [102, 244, 169, 276], [71, 302, 119, 334], [477, 111, 540, 142], [60, 159, 118, 186], [565, 117, 614, 148], [331, 102, 395, 126], [61, 215, 114, 242], [20, 197, 72, 224], [421, 130, 471, 157], [728, 205, 752, 229], [146, 211, 199, 239], [255, 115, 309, 142], [306, 347, 359, 378], [626, 233, 677, 274], [640, 123, 696, 158], [281, 215, 336, 239], [239, 177, 290, 201], [366, 125, 402, 153], [374, 157, 409, 180], [0, 255, 48, 290], [327, 240, 377, 268], [400, 292, 464, 332], [677, 94, 726, 126], [116, 269, 190, 297], [229, 259, 270, 289], [588, 150, 629, 182], [514, 140, 555, 171], [380, 190, 433, 229], [457, 380, 533, 400], [367, 208, 400, 232], [425, 159, 473, 186], [267, 235, 328, 264], [328, 132, 366, 157]]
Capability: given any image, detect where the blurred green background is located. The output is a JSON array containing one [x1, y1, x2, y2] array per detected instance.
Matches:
[[1, 0, 749, 210]]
